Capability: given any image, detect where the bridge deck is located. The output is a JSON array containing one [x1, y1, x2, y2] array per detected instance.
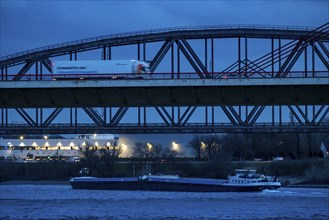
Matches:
[[1, 78, 328, 108]]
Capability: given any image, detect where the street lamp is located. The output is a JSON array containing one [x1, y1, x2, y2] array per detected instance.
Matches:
[[172, 142, 179, 151], [147, 143, 153, 151], [200, 141, 206, 150]]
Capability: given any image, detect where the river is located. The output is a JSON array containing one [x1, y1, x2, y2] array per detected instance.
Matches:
[[0, 184, 328, 219]]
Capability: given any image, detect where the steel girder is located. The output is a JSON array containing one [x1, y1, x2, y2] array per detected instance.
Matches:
[[1, 105, 328, 135], [2, 25, 326, 67], [1, 24, 329, 135]]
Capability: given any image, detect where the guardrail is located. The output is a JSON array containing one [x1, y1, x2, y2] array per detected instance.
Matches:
[[1, 122, 328, 134], [1, 71, 328, 81], [3, 122, 328, 127]]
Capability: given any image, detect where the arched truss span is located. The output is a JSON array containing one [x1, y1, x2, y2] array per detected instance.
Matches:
[[0, 23, 328, 134]]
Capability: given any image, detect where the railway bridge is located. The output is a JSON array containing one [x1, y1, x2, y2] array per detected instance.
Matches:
[[1, 23, 328, 134]]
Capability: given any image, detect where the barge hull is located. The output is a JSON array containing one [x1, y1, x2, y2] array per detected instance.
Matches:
[[70, 178, 280, 192]]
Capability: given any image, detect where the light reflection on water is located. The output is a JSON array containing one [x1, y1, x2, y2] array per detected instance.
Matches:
[[1, 184, 328, 220]]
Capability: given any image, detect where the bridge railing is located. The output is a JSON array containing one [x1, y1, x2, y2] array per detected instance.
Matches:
[[3, 122, 329, 127], [1, 71, 328, 81], [1, 122, 328, 134]]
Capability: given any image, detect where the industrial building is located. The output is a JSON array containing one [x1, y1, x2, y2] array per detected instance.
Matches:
[[0, 134, 118, 162]]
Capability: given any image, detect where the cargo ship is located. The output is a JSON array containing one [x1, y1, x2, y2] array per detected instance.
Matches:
[[70, 168, 281, 192]]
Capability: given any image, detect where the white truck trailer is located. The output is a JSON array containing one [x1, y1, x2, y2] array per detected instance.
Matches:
[[52, 60, 150, 80]]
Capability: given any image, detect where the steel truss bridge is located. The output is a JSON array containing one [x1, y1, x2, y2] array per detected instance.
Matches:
[[0, 24, 329, 135]]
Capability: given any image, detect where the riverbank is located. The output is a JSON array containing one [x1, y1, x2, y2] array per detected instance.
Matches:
[[1, 159, 328, 185]]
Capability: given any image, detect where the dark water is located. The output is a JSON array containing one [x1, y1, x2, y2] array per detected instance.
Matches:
[[0, 184, 328, 220]]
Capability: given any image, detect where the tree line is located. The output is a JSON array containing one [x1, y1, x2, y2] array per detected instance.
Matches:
[[187, 132, 328, 161], [77, 123, 328, 177]]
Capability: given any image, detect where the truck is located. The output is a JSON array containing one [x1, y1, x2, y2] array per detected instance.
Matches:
[[52, 60, 150, 80]]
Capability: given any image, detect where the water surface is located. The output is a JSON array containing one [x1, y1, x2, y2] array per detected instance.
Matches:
[[1, 184, 328, 219]]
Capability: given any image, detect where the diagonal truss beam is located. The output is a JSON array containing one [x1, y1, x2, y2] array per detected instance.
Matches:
[[278, 24, 329, 77], [154, 107, 172, 126], [110, 107, 129, 126], [150, 40, 175, 73], [312, 105, 329, 125], [220, 106, 239, 126], [316, 106, 329, 126], [313, 43, 329, 70], [180, 39, 209, 77], [287, 105, 329, 126], [154, 106, 199, 126], [317, 41, 329, 58], [180, 106, 197, 126], [2, 105, 328, 134], [13, 61, 34, 80], [276, 40, 305, 77], [176, 40, 206, 78], [215, 22, 328, 78], [42, 58, 53, 73], [288, 105, 305, 125], [83, 107, 104, 126], [43, 108, 63, 126], [244, 106, 266, 125], [15, 108, 37, 126]]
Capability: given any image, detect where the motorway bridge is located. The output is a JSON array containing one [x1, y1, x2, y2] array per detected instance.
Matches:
[[0, 23, 328, 134]]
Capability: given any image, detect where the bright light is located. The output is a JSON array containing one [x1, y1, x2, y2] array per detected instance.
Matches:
[[201, 141, 206, 150], [19, 142, 25, 147], [70, 142, 75, 147], [32, 142, 37, 147], [57, 142, 62, 147], [93, 134, 97, 139], [147, 143, 153, 150], [172, 142, 179, 151], [44, 136, 48, 140], [44, 142, 50, 147], [82, 142, 86, 147], [121, 143, 127, 151], [95, 141, 99, 147], [106, 142, 111, 147], [20, 136, 24, 140]]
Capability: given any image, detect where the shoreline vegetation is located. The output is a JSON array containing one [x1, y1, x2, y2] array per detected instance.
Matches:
[[0, 159, 328, 188]]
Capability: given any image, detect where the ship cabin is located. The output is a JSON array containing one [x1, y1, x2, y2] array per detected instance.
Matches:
[[235, 169, 257, 177], [228, 168, 276, 184]]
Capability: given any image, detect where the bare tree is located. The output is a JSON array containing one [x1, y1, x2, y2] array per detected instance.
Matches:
[[132, 142, 155, 160], [132, 142, 180, 161], [187, 135, 205, 161], [80, 141, 98, 175], [99, 139, 122, 177]]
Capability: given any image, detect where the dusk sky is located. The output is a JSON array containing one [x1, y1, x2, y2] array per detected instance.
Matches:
[[0, 0, 328, 154], [1, 0, 328, 56]]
